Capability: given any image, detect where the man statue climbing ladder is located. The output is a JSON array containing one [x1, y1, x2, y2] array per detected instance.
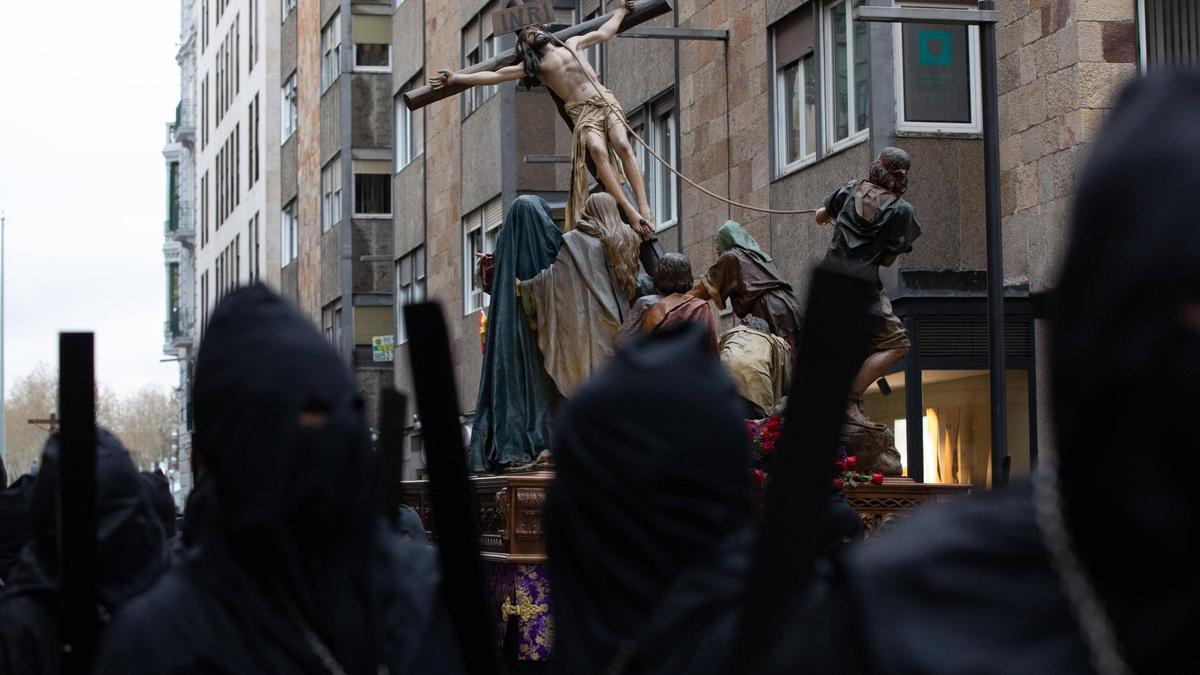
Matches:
[[430, 0, 654, 237]]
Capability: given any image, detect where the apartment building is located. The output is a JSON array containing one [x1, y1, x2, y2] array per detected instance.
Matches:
[[163, 0, 200, 498], [380, 0, 1198, 484], [194, 0, 282, 341], [276, 0, 398, 425]]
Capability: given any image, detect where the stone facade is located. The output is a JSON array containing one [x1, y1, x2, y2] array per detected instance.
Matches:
[[369, 0, 1159, 480]]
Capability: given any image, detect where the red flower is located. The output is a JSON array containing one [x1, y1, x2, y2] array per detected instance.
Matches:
[[761, 440, 776, 455], [752, 469, 765, 486], [834, 458, 847, 471], [871, 472, 884, 485], [766, 417, 782, 432], [832, 478, 845, 489], [845, 455, 858, 469]]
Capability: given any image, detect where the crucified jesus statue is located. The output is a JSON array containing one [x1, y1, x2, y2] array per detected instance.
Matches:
[[430, 0, 654, 237]]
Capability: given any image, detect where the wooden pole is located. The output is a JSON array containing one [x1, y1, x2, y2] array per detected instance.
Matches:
[[59, 333, 97, 674], [403, 0, 672, 110]]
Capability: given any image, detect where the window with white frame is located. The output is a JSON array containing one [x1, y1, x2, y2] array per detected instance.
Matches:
[[462, 197, 503, 315], [281, 72, 298, 142], [353, 160, 392, 216], [824, 0, 870, 148], [894, 4, 980, 133], [772, 7, 817, 174], [281, 199, 298, 265], [395, 246, 427, 344], [353, 14, 392, 71], [627, 94, 678, 232], [321, 156, 343, 232], [1138, 0, 1200, 73], [395, 78, 424, 171], [462, 5, 500, 117], [321, 13, 342, 91]]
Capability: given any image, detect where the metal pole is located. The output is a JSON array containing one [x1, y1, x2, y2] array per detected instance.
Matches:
[[1, 212, 6, 468], [979, 0, 1009, 487]]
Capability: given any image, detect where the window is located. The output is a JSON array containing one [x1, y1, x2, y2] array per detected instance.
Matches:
[[1139, 0, 1200, 72], [462, 7, 500, 116], [628, 94, 679, 232], [583, 9, 604, 81], [395, 246, 427, 344], [321, 13, 342, 91], [249, 212, 261, 283], [322, 156, 343, 232], [200, 75, 209, 149], [249, 0, 258, 72], [894, 5, 980, 133], [353, 14, 392, 71], [395, 77, 424, 171], [235, 13, 241, 95], [354, 162, 392, 216], [648, 102, 678, 231], [824, 0, 870, 148], [462, 197, 503, 315], [773, 7, 817, 174], [248, 94, 260, 188], [200, 171, 210, 248], [282, 0, 295, 21], [281, 200, 298, 265], [202, 0, 210, 50], [235, 233, 241, 286], [281, 72, 298, 142]]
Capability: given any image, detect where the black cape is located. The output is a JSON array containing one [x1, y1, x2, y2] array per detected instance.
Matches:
[[0, 430, 167, 675], [545, 322, 755, 674], [779, 71, 1200, 675], [94, 285, 463, 674]]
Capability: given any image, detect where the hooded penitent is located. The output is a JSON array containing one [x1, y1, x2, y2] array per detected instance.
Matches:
[[94, 285, 462, 674], [520, 192, 640, 397], [545, 322, 753, 674], [0, 430, 167, 674], [0, 474, 35, 584], [469, 195, 564, 471], [774, 73, 1200, 675]]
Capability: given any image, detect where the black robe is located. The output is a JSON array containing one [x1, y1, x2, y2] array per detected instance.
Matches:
[[0, 430, 167, 675], [95, 285, 463, 674]]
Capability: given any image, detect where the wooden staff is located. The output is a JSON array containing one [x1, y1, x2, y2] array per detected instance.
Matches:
[[404, 302, 497, 675], [58, 333, 98, 674], [726, 267, 875, 674]]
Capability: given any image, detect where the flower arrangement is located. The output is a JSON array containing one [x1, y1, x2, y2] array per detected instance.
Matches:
[[747, 415, 783, 488], [747, 416, 884, 490], [833, 447, 884, 489]]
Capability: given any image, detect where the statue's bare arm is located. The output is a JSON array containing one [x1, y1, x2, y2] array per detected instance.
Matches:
[[568, 0, 634, 51], [430, 63, 525, 89]]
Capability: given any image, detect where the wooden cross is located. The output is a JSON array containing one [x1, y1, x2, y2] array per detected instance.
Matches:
[[402, 0, 673, 110]]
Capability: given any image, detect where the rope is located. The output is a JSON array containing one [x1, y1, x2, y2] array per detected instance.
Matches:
[[566, 43, 820, 217]]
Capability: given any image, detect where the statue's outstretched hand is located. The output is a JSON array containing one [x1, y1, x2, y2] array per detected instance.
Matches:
[[430, 69, 455, 88]]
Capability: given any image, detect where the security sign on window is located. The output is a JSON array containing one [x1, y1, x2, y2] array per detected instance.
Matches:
[[903, 23, 971, 124]]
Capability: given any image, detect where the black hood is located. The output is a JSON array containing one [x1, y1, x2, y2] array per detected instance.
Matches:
[[545, 322, 752, 673], [138, 471, 176, 539], [0, 474, 36, 583], [191, 284, 382, 672], [1050, 72, 1200, 671], [18, 428, 166, 610]]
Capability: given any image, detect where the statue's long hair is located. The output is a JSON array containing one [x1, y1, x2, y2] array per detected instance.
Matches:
[[516, 25, 566, 90]]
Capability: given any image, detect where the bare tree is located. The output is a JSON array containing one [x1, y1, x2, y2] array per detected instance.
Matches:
[[3, 363, 179, 479]]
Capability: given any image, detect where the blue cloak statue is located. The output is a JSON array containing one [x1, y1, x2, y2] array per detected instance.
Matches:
[[469, 196, 564, 472]]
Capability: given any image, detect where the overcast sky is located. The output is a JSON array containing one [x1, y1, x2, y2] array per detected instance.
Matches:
[[1, 1, 181, 397]]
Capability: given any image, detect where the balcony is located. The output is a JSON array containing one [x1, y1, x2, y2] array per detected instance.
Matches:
[[164, 306, 196, 351], [166, 204, 195, 244], [171, 101, 195, 147]]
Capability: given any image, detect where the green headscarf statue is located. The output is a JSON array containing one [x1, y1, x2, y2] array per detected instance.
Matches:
[[715, 221, 772, 263]]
